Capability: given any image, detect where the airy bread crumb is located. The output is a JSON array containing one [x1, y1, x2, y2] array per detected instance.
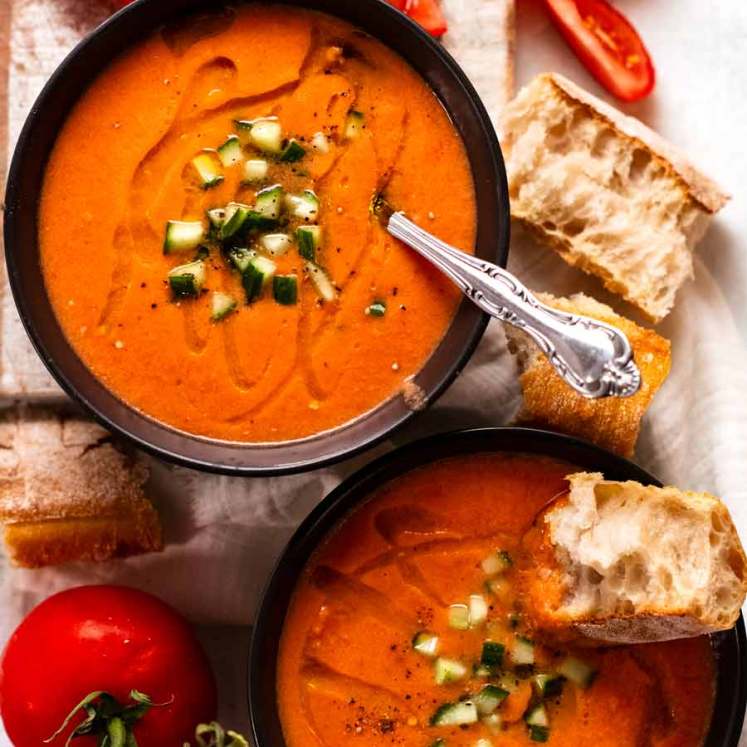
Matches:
[[521, 473, 747, 645], [506, 292, 670, 457], [502, 73, 730, 322]]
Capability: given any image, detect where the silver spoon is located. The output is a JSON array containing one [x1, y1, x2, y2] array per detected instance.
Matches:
[[375, 200, 641, 399]]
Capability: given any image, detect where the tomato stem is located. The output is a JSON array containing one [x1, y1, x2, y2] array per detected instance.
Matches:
[[44, 690, 172, 746]]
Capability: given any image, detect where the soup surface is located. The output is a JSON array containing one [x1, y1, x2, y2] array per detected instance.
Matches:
[[278, 453, 715, 747], [39, 5, 475, 442]]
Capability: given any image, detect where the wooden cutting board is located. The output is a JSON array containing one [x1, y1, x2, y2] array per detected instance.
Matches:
[[0, 0, 514, 402]]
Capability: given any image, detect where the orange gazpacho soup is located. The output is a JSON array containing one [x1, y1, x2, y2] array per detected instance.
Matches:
[[278, 454, 716, 746], [39, 5, 475, 442]]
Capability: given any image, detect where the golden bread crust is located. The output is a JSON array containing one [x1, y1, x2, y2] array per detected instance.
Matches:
[[507, 292, 671, 457], [0, 406, 163, 567]]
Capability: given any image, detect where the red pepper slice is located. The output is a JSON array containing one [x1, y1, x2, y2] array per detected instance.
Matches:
[[543, 0, 655, 101], [388, 0, 448, 38]]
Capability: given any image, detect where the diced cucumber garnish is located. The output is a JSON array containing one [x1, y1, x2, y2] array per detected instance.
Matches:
[[217, 135, 243, 167], [345, 110, 365, 140], [525, 704, 549, 743], [207, 208, 226, 229], [480, 641, 504, 671], [533, 673, 564, 698], [469, 594, 489, 626], [211, 291, 237, 321], [365, 300, 387, 317], [286, 190, 319, 221], [234, 119, 254, 145], [474, 685, 509, 715], [243, 159, 269, 183], [260, 233, 292, 257], [511, 636, 535, 666], [525, 703, 548, 727], [168, 260, 206, 298], [228, 247, 256, 273], [221, 202, 252, 240], [273, 275, 298, 305], [163, 220, 205, 254], [241, 256, 276, 303], [252, 256, 277, 280], [430, 700, 478, 727], [412, 631, 439, 658], [245, 211, 279, 231], [311, 131, 329, 153], [245, 117, 283, 154], [279, 138, 306, 162], [296, 225, 321, 261], [434, 657, 467, 685], [482, 713, 503, 735], [242, 266, 263, 303], [255, 185, 284, 219], [305, 262, 336, 302], [481, 550, 512, 576], [557, 657, 596, 688], [448, 604, 470, 630], [192, 152, 224, 189]]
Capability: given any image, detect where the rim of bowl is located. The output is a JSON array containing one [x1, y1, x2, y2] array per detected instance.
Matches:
[[3, 0, 510, 475], [248, 426, 747, 747]]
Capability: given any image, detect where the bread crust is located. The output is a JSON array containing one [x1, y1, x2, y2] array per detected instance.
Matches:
[[0, 406, 162, 567], [521, 473, 747, 646], [506, 292, 671, 457], [544, 74, 729, 213]]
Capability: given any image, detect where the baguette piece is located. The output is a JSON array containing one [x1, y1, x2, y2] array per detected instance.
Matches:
[[502, 73, 730, 322], [521, 473, 747, 645], [0, 407, 162, 567], [506, 292, 670, 457]]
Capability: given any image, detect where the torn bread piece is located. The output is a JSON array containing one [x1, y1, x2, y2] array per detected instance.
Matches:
[[0, 408, 162, 568], [521, 473, 747, 645], [502, 73, 730, 322], [506, 292, 670, 457]]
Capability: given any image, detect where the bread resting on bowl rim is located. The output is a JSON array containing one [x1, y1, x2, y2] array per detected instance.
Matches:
[[520, 472, 747, 645]]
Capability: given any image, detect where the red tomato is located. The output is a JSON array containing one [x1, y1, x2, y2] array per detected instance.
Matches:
[[387, 0, 448, 37], [543, 0, 655, 101], [0, 586, 217, 747]]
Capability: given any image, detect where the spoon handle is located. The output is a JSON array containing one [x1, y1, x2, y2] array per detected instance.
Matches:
[[387, 212, 641, 399]]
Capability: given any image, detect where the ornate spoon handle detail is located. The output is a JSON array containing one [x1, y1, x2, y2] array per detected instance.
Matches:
[[387, 212, 641, 399]]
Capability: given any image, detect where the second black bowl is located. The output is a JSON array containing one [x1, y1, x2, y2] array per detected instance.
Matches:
[[249, 427, 746, 747]]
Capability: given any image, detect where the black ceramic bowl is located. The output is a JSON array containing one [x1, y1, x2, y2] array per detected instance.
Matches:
[[249, 427, 747, 747], [4, 0, 509, 475]]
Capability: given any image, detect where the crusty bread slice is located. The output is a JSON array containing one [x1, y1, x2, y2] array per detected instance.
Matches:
[[0, 407, 162, 567], [502, 73, 730, 322], [521, 473, 747, 645], [506, 292, 670, 457]]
